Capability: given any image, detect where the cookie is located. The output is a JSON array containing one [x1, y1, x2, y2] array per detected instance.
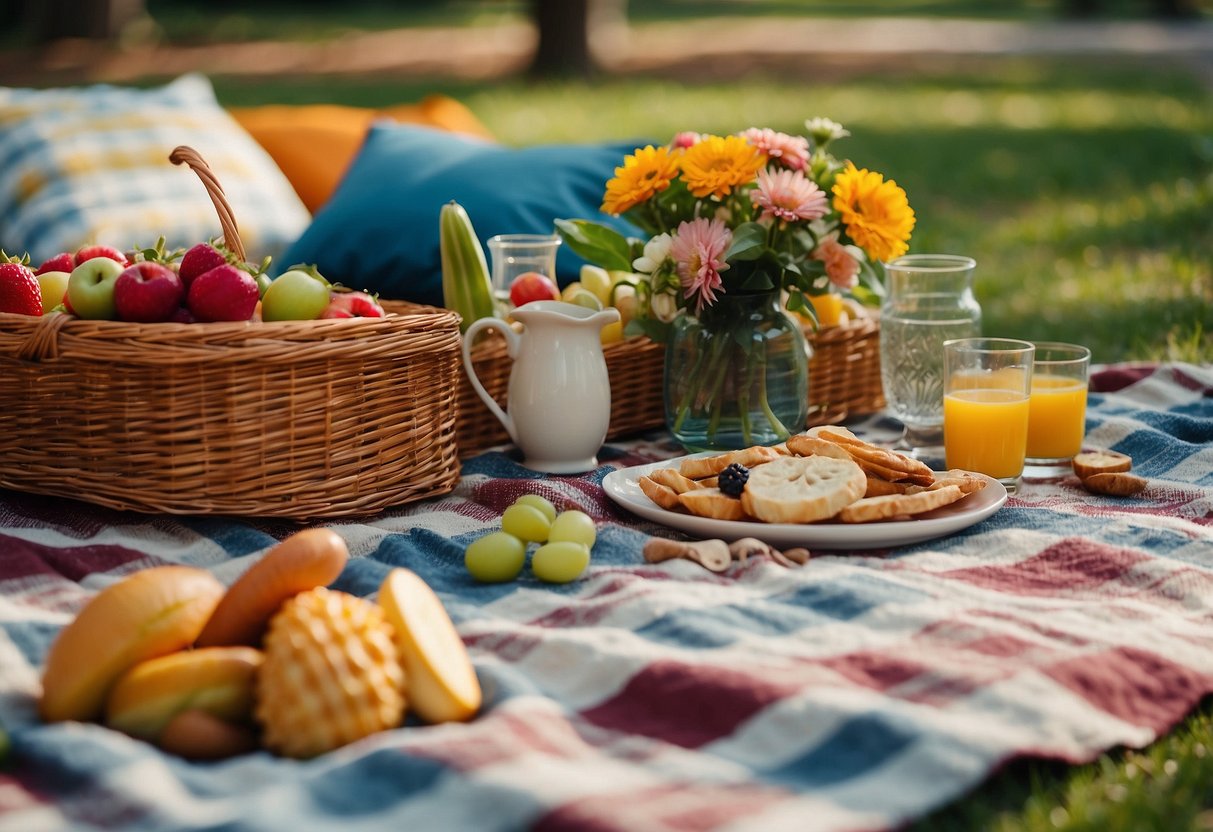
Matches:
[[1082, 472, 1148, 497], [838, 485, 965, 523], [740, 455, 867, 524], [678, 445, 783, 480], [678, 488, 751, 521], [1072, 450, 1133, 480], [638, 476, 683, 511]]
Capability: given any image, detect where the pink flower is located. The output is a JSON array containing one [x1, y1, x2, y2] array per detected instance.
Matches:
[[670, 217, 732, 313], [671, 131, 702, 149], [742, 128, 809, 171], [813, 238, 860, 290], [751, 168, 829, 223]]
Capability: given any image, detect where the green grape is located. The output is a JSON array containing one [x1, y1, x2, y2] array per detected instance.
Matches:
[[548, 510, 596, 548], [513, 493, 557, 524], [531, 541, 591, 584], [464, 531, 526, 583], [501, 503, 551, 543]]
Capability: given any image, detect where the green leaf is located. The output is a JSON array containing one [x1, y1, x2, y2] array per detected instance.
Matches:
[[738, 271, 776, 292], [725, 222, 767, 262], [626, 316, 673, 343], [555, 219, 634, 272]]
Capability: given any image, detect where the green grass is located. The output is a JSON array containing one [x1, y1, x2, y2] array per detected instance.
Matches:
[[212, 56, 1213, 364]]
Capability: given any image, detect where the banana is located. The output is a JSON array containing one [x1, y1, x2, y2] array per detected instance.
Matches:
[[439, 201, 495, 333]]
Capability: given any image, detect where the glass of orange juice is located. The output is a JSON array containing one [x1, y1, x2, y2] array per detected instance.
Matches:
[[1024, 342, 1091, 477], [943, 338, 1035, 494]]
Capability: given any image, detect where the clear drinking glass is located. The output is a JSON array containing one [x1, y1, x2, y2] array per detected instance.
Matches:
[[879, 254, 981, 465], [1024, 342, 1091, 479], [943, 338, 1035, 495], [488, 234, 561, 312]]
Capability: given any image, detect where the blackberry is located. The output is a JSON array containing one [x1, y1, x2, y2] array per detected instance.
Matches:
[[717, 463, 750, 497]]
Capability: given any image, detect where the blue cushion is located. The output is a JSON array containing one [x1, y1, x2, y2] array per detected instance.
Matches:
[[0, 74, 310, 264], [280, 123, 641, 306]]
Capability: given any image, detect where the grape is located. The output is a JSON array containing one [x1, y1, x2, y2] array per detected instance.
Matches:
[[501, 504, 552, 543], [513, 494, 556, 524], [464, 531, 525, 583], [531, 542, 591, 584], [548, 510, 596, 548]]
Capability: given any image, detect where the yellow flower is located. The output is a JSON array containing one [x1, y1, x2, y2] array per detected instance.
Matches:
[[679, 135, 766, 200], [832, 162, 916, 263], [601, 145, 681, 215]]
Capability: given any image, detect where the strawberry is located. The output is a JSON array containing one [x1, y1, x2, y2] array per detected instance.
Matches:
[[179, 242, 235, 289], [36, 252, 76, 275], [75, 244, 129, 268], [322, 290, 386, 319], [0, 252, 43, 316]]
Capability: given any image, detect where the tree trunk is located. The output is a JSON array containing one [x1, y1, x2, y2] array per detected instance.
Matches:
[[529, 0, 627, 78]]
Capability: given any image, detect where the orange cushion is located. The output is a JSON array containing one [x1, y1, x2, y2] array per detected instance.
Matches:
[[229, 96, 494, 213]]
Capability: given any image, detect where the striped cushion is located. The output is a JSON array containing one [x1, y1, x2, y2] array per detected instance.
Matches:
[[0, 73, 309, 264]]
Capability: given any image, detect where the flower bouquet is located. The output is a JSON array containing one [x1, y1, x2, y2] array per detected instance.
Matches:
[[557, 118, 915, 451]]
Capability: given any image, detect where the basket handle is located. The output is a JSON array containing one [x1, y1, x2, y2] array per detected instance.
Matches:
[[169, 146, 246, 262]]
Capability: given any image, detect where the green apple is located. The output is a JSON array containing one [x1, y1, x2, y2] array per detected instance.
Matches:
[[261, 268, 332, 321], [36, 270, 71, 315], [67, 256, 125, 320], [579, 264, 612, 305]]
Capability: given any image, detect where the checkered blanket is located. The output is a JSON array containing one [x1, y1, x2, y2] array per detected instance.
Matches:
[[2, 362, 1211, 832]]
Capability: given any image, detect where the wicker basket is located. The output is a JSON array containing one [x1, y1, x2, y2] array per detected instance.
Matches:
[[431, 303, 883, 457], [0, 147, 462, 519]]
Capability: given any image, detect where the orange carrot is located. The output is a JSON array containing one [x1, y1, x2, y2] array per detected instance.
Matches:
[[196, 528, 349, 648]]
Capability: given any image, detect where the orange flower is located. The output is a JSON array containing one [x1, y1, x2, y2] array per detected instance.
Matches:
[[831, 163, 915, 263], [679, 135, 766, 200], [601, 145, 681, 216]]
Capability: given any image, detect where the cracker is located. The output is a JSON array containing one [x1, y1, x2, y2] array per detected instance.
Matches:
[[648, 467, 703, 494], [678, 445, 782, 480], [865, 476, 914, 497], [838, 485, 965, 523], [638, 476, 683, 512], [786, 434, 854, 461], [1082, 472, 1148, 497], [740, 455, 867, 524], [678, 488, 751, 521], [1072, 450, 1133, 480]]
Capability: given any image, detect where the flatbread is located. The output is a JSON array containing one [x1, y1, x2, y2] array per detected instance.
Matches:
[[740, 455, 867, 524]]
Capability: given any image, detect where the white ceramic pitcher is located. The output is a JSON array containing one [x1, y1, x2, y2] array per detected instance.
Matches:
[[462, 301, 620, 474]]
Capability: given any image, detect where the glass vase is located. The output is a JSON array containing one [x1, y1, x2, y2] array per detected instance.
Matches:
[[878, 254, 982, 464], [664, 289, 809, 452]]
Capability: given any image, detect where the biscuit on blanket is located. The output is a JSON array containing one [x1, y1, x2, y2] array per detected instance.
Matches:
[[1082, 472, 1148, 497]]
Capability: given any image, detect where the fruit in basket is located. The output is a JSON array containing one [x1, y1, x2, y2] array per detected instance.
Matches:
[[321, 289, 385, 319], [508, 271, 560, 308], [579, 264, 613, 305], [378, 568, 481, 724], [39, 566, 226, 723], [179, 242, 231, 289], [261, 266, 332, 321], [187, 264, 260, 322], [196, 528, 349, 648], [256, 586, 406, 758], [104, 646, 263, 742], [35, 270, 70, 314], [439, 200, 495, 334], [0, 253, 42, 316], [113, 262, 185, 323], [36, 252, 76, 275], [75, 244, 128, 268], [66, 256, 126, 320]]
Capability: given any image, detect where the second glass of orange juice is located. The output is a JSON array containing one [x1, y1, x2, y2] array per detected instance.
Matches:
[[1025, 342, 1091, 477], [943, 338, 1035, 494]]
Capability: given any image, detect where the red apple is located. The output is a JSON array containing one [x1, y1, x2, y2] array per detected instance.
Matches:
[[114, 262, 185, 323], [74, 244, 128, 268], [508, 272, 560, 308], [36, 252, 76, 275], [187, 265, 259, 322]]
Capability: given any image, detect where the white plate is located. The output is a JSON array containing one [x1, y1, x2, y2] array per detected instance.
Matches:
[[603, 455, 1008, 550]]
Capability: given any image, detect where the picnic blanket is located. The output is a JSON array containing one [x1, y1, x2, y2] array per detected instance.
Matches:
[[1, 362, 1211, 832]]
